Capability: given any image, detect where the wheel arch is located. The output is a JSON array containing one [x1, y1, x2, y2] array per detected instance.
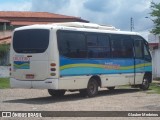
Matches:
[[89, 75, 101, 87], [144, 72, 152, 83]]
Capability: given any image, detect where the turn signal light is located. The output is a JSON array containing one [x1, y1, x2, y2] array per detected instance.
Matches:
[[50, 63, 56, 66], [51, 68, 56, 71], [50, 73, 56, 76]]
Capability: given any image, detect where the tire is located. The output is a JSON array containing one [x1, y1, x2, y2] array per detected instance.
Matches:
[[107, 87, 115, 90], [79, 79, 98, 97], [48, 89, 65, 97], [139, 76, 150, 90], [87, 78, 99, 97]]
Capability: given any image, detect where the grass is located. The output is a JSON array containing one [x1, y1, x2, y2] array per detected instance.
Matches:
[[148, 83, 160, 94], [0, 78, 10, 89], [118, 82, 160, 94]]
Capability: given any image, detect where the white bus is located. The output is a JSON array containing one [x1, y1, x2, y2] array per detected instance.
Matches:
[[10, 22, 152, 97]]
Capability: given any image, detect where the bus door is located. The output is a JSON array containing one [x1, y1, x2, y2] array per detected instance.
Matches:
[[133, 36, 145, 84]]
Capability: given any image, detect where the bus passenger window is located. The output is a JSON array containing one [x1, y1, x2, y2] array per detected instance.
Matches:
[[134, 40, 143, 58], [57, 31, 87, 58], [133, 36, 145, 59], [87, 34, 110, 58], [111, 34, 133, 58]]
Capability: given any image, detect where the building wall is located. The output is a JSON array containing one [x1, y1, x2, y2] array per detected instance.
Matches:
[[0, 30, 12, 38], [152, 49, 160, 78], [148, 34, 160, 78]]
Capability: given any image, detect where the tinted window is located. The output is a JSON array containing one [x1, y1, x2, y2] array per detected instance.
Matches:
[[57, 31, 87, 58], [111, 34, 133, 58], [144, 42, 151, 60], [133, 36, 143, 58], [87, 34, 110, 58], [13, 29, 49, 53], [133, 36, 151, 60]]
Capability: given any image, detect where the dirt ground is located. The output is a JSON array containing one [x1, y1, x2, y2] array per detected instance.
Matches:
[[0, 88, 160, 120]]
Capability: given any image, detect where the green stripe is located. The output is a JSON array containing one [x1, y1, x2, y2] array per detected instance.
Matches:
[[14, 63, 29, 68], [60, 63, 151, 70]]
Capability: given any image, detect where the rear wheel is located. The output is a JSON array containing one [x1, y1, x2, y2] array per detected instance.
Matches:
[[79, 78, 98, 97], [139, 76, 150, 90], [48, 89, 66, 97]]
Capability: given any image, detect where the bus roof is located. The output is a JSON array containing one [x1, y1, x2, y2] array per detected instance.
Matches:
[[14, 22, 140, 36]]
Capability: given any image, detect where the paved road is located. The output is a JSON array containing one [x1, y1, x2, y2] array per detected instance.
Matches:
[[0, 88, 160, 120]]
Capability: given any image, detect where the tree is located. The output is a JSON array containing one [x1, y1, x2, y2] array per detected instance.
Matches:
[[150, 2, 160, 34]]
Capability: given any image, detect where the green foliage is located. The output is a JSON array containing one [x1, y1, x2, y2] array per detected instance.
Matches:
[[0, 24, 17, 31], [148, 83, 160, 94], [150, 2, 160, 34], [0, 78, 10, 89], [0, 44, 10, 60]]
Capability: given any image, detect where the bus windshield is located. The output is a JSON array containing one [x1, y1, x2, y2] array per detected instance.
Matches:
[[13, 29, 49, 53]]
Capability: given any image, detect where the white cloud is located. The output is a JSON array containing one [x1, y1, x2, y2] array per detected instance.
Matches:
[[29, 0, 158, 40], [132, 1, 150, 12], [1, 0, 160, 40], [0, 1, 31, 11], [31, 0, 70, 13]]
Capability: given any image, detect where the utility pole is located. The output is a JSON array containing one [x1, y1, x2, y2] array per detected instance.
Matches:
[[130, 17, 134, 31]]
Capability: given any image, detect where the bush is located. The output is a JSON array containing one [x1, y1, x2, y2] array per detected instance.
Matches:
[[0, 44, 10, 65]]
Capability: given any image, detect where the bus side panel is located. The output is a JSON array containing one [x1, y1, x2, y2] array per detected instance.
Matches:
[[59, 57, 136, 88], [134, 59, 152, 84], [101, 73, 134, 87], [60, 57, 135, 76], [58, 76, 90, 89]]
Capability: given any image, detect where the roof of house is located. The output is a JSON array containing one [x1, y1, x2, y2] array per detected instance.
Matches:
[[10, 21, 55, 26], [0, 11, 88, 23], [0, 18, 10, 23], [0, 11, 74, 18], [0, 11, 89, 44]]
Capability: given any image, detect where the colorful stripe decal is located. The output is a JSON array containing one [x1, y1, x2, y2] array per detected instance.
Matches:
[[60, 63, 151, 70], [14, 61, 30, 69]]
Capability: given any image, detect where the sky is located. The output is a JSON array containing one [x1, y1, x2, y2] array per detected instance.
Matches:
[[0, 0, 159, 40]]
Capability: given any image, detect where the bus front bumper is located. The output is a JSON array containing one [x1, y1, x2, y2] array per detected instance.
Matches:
[[10, 78, 59, 89]]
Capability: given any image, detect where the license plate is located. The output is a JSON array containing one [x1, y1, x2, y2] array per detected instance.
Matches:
[[26, 74, 35, 79]]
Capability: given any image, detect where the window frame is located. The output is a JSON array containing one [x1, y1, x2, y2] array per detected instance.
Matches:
[[109, 34, 134, 59], [132, 35, 151, 61], [86, 33, 111, 59], [57, 30, 87, 59], [57, 30, 138, 59], [13, 29, 50, 54], [57, 30, 112, 59]]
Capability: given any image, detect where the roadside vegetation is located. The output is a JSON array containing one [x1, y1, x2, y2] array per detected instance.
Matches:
[[150, 2, 160, 34], [148, 83, 160, 94], [0, 44, 10, 60], [0, 78, 10, 89]]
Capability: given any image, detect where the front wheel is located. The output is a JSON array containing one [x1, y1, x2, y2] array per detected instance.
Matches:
[[139, 77, 150, 90], [48, 89, 66, 97]]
